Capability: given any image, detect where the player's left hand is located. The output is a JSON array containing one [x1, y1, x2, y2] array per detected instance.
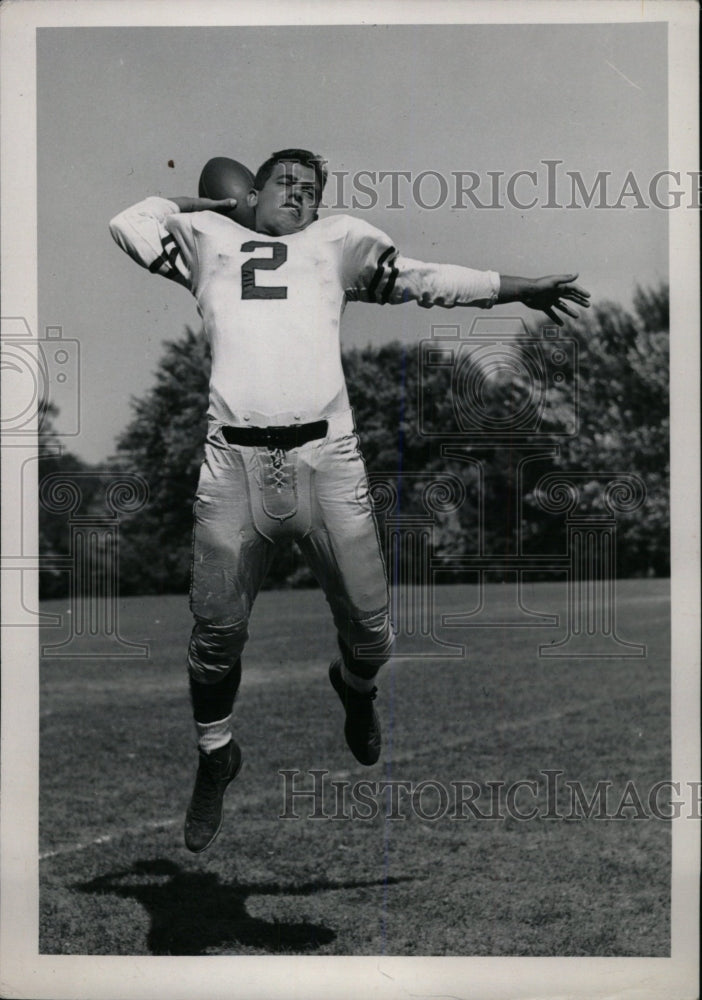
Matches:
[[522, 274, 591, 326]]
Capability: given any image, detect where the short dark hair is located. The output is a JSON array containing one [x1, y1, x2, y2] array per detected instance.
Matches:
[[253, 148, 328, 202]]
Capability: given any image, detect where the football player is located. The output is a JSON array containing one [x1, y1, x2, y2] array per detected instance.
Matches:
[[110, 148, 590, 852]]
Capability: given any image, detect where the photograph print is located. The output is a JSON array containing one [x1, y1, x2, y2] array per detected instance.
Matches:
[[0, 2, 699, 999]]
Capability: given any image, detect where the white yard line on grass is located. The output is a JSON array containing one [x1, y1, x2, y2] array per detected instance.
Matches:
[[39, 818, 180, 861]]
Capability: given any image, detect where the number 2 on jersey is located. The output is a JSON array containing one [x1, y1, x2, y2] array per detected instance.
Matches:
[[241, 241, 288, 299]]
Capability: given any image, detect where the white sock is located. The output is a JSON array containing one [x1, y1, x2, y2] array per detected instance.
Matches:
[[341, 661, 378, 693], [195, 714, 232, 754]]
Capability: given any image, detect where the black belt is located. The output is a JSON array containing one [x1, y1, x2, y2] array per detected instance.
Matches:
[[221, 420, 328, 450]]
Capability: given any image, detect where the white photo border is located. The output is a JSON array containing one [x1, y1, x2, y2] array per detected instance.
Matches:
[[1, 2, 698, 998]]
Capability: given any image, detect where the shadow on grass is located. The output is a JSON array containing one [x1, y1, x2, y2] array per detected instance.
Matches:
[[75, 858, 409, 955]]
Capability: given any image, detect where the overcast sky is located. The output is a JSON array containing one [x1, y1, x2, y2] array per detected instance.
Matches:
[[36, 22, 668, 462]]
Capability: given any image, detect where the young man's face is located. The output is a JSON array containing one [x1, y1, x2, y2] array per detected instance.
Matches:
[[249, 161, 319, 236]]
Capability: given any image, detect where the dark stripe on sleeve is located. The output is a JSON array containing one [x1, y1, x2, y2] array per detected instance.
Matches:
[[148, 235, 175, 273], [367, 246, 396, 301], [148, 235, 184, 277], [165, 242, 184, 272], [148, 251, 169, 273]]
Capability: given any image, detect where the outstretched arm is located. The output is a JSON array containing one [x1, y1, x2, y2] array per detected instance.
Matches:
[[497, 274, 591, 326], [343, 219, 590, 321], [354, 256, 591, 323]]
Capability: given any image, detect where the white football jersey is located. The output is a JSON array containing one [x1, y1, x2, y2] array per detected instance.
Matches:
[[110, 198, 500, 425]]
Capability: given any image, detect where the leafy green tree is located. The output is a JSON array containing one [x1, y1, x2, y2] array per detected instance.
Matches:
[[344, 342, 495, 567], [113, 327, 209, 593], [523, 283, 669, 576]]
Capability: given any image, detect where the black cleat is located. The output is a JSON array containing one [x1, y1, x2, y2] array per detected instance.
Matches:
[[184, 738, 242, 853], [329, 658, 381, 766]]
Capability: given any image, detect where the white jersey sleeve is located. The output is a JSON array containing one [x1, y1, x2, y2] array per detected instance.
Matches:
[[341, 216, 500, 309], [109, 197, 192, 288]]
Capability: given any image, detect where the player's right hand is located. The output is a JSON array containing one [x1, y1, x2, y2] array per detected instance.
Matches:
[[201, 197, 239, 214], [169, 196, 239, 214]]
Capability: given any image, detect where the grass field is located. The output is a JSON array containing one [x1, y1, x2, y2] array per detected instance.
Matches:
[[39, 579, 671, 956]]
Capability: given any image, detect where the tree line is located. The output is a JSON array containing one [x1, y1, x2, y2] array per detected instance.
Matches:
[[39, 284, 669, 597]]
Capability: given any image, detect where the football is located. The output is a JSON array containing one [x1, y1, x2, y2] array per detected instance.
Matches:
[[198, 157, 256, 229]]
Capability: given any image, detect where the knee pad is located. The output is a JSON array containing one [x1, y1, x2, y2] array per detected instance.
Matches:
[[338, 608, 394, 676], [187, 618, 249, 684]]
